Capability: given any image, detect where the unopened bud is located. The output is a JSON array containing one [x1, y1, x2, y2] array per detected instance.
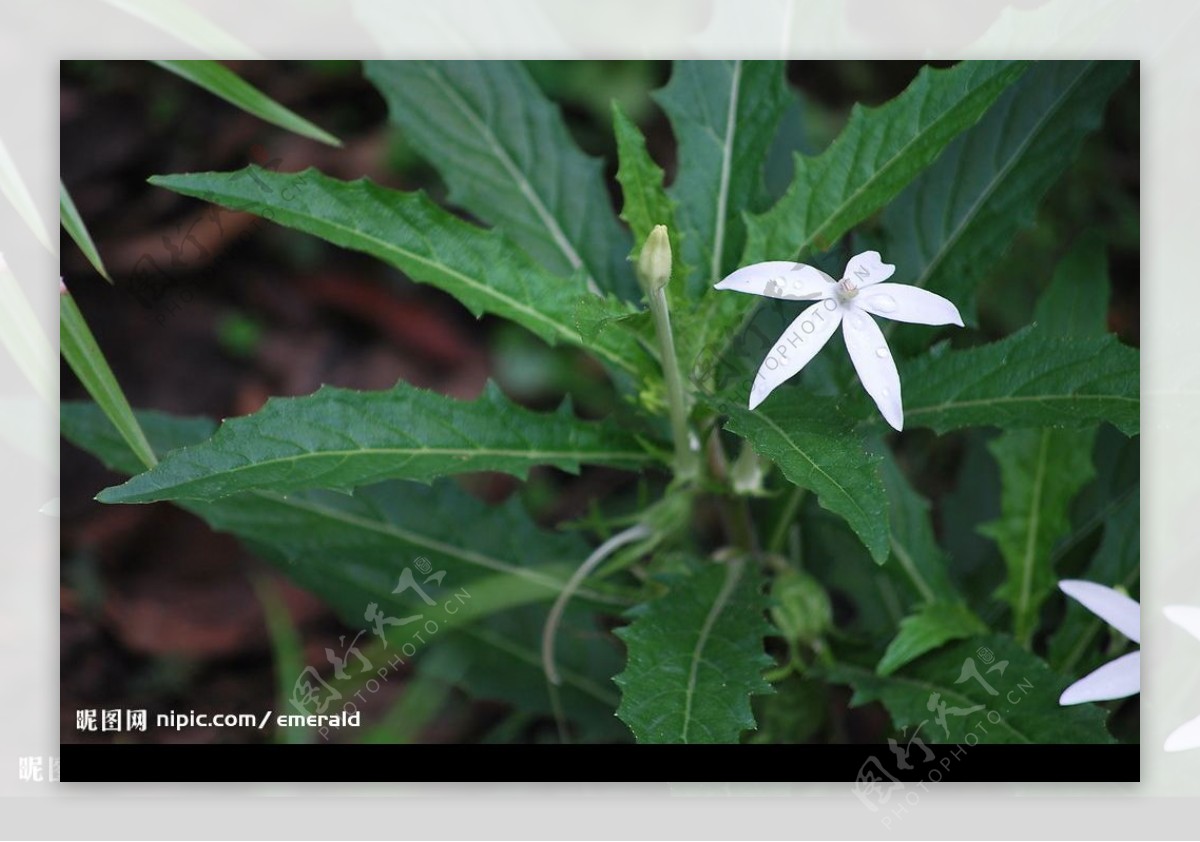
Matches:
[[770, 569, 832, 646], [637, 225, 672, 292]]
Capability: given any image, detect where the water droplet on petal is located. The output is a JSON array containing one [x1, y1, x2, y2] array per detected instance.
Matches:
[[881, 388, 891, 397], [875, 347, 889, 358], [870, 293, 897, 313], [848, 312, 865, 330]]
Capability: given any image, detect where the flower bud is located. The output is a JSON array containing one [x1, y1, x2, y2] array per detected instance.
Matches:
[[770, 569, 833, 646], [636, 224, 672, 292]]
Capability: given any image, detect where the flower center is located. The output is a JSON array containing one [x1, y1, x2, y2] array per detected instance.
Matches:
[[836, 278, 858, 303]]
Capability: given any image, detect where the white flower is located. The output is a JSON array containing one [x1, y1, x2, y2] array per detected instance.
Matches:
[[1057, 580, 1140, 705], [1163, 605, 1200, 752], [715, 250, 963, 430]]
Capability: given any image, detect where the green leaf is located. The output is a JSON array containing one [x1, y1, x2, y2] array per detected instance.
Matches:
[[719, 393, 889, 564], [900, 327, 1139, 436], [880, 451, 961, 603], [364, 61, 631, 298], [744, 61, 1028, 264], [826, 635, 1114, 743], [1033, 230, 1111, 338], [148, 167, 648, 378], [153, 60, 341, 147], [95, 381, 659, 504], [60, 181, 111, 283], [981, 427, 1097, 645], [60, 293, 157, 470], [611, 101, 708, 369], [655, 60, 790, 293], [883, 61, 1130, 331], [612, 102, 675, 252], [611, 100, 687, 292], [1048, 489, 1139, 673], [614, 560, 773, 743], [63, 401, 625, 623], [876, 602, 988, 676]]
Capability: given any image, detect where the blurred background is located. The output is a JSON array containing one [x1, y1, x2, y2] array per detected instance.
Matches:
[[59, 60, 1139, 744]]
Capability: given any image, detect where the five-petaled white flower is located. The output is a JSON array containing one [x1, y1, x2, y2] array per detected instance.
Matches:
[[1058, 580, 1140, 706], [715, 250, 963, 430], [1163, 605, 1200, 751]]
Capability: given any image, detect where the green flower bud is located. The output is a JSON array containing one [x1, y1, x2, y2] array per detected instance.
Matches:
[[770, 569, 833, 646]]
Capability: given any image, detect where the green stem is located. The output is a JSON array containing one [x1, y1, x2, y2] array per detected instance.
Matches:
[[541, 523, 652, 686], [646, 280, 698, 482], [706, 431, 759, 553], [768, 485, 806, 555]]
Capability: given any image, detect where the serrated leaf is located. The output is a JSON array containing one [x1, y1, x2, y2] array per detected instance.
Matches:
[[611, 101, 698, 365], [744, 61, 1028, 265], [901, 327, 1139, 436], [827, 635, 1114, 743], [364, 61, 632, 298], [614, 560, 773, 743], [153, 60, 341, 147], [877, 602, 988, 676], [95, 381, 659, 504], [655, 60, 790, 293], [1048, 489, 1139, 673], [63, 401, 625, 624], [612, 102, 676, 254], [719, 393, 889, 563], [883, 61, 1129, 337], [148, 167, 648, 378], [880, 450, 961, 603], [981, 427, 1096, 645], [60, 181, 112, 283]]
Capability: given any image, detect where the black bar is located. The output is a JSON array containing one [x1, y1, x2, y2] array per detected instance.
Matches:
[[61, 744, 1138, 783]]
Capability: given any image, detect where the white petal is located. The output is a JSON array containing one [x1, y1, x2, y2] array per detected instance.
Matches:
[[1164, 605, 1200, 645], [747, 299, 843, 410], [1060, 580, 1141, 643], [856, 283, 964, 327], [841, 250, 895, 287], [1059, 651, 1140, 705], [1165, 712, 1200, 752], [715, 261, 836, 300], [842, 309, 903, 431]]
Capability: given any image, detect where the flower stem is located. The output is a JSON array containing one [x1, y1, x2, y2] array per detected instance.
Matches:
[[541, 522, 652, 687], [768, 485, 806, 555], [706, 431, 760, 553], [647, 281, 698, 481], [637, 225, 698, 483]]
